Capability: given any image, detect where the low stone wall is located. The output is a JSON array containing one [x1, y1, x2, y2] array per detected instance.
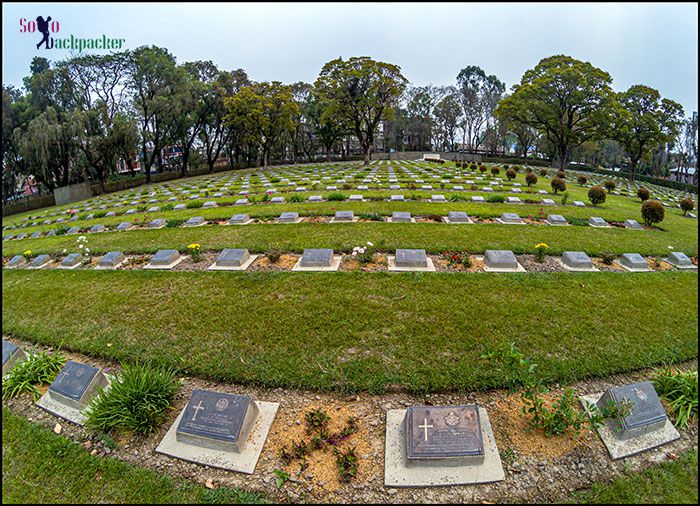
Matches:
[[53, 183, 93, 206]]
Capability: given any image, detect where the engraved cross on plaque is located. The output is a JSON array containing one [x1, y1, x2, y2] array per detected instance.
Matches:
[[418, 418, 433, 441], [191, 400, 205, 421]]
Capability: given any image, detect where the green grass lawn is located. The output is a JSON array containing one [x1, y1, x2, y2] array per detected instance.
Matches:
[[565, 449, 698, 504], [1, 407, 267, 504], [3, 269, 697, 394]]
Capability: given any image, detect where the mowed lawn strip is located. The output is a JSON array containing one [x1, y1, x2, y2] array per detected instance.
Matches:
[[3, 220, 697, 257], [564, 449, 698, 504], [3, 270, 697, 394], [1, 407, 267, 504]]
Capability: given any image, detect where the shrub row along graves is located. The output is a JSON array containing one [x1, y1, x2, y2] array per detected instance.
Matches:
[[1, 340, 688, 488]]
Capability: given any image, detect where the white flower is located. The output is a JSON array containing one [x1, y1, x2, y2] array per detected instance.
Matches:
[[668, 246, 674, 249], [78, 244, 83, 249], [85, 248, 90, 253], [358, 248, 365, 254], [62, 249, 67, 253], [367, 241, 373, 247], [352, 251, 357, 256]]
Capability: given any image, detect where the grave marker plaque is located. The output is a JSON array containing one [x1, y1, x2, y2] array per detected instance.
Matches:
[[300, 249, 333, 267], [176, 389, 259, 453], [596, 382, 668, 440], [3, 341, 26, 376], [395, 249, 428, 268], [392, 212, 412, 222], [48, 360, 108, 410]]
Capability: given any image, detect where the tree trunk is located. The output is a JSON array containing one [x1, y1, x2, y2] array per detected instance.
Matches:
[[181, 146, 190, 177]]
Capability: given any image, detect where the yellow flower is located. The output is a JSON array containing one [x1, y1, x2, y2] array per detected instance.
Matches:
[[23, 250, 32, 256], [187, 243, 200, 250], [535, 243, 549, 249]]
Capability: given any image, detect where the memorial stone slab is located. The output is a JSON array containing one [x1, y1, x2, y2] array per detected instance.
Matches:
[[270, 196, 285, 204], [395, 249, 428, 268], [184, 216, 206, 227], [115, 221, 133, 231], [506, 197, 522, 204], [46, 360, 108, 410], [211, 249, 251, 268], [277, 212, 299, 223], [46, 229, 57, 236], [541, 199, 555, 205], [589, 217, 609, 227], [447, 211, 470, 223], [498, 213, 523, 224], [148, 219, 166, 229], [202, 201, 217, 208], [89, 224, 105, 233], [561, 251, 594, 270], [148, 249, 182, 268], [390, 195, 405, 201], [334, 211, 354, 222], [300, 248, 334, 267], [431, 195, 446, 202], [3, 341, 27, 376], [391, 212, 412, 223], [147, 207, 159, 213], [29, 254, 51, 269], [484, 250, 519, 271], [308, 195, 323, 202], [67, 226, 81, 235], [125, 209, 137, 215], [30, 231, 43, 239], [228, 214, 251, 225], [405, 405, 484, 460], [666, 251, 694, 268], [98, 251, 125, 268], [546, 214, 568, 226], [618, 253, 649, 271], [349, 194, 364, 201], [7, 255, 26, 268], [624, 219, 643, 230], [471, 196, 485, 202]]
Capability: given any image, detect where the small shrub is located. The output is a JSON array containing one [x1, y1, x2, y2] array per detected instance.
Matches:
[[534, 242, 549, 263], [22, 249, 34, 261], [265, 247, 283, 263], [556, 170, 566, 179], [505, 169, 516, 181], [352, 241, 376, 264], [160, 203, 174, 212], [84, 363, 181, 435], [186, 200, 203, 209], [187, 243, 202, 262], [604, 180, 616, 193], [305, 408, 331, 433], [525, 172, 538, 186], [600, 251, 616, 265], [641, 200, 665, 226], [424, 214, 443, 222], [444, 251, 472, 269], [166, 218, 184, 228], [539, 168, 548, 177], [490, 166, 500, 176], [55, 224, 69, 235], [448, 193, 467, 202], [587, 186, 606, 206], [479, 165, 487, 173], [637, 187, 650, 201], [289, 193, 305, 203], [512, 165, 521, 173], [136, 205, 147, 212], [334, 447, 359, 483], [2, 349, 66, 400], [525, 166, 533, 173], [577, 175, 588, 186], [550, 177, 566, 194], [653, 367, 698, 430], [270, 177, 281, 183], [503, 164, 510, 170], [341, 183, 352, 190], [358, 213, 383, 221], [561, 191, 570, 205], [487, 193, 506, 203], [680, 196, 695, 215]]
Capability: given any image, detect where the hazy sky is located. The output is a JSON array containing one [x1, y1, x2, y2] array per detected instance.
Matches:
[[3, 2, 698, 113]]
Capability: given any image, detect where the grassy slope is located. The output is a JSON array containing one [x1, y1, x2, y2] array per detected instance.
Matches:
[[1, 407, 266, 504], [565, 449, 698, 504], [3, 269, 697, 394]]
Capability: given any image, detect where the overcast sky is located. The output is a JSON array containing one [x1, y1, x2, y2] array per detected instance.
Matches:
[[3, 2, 698, 114]]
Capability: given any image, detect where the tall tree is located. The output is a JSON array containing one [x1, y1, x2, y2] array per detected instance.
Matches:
[[496, 55, 614, 169], [433, 89, 461, 151], [315, 56, 408, 165], [607, 84, 684, 181], [224, 81, 299, 169]]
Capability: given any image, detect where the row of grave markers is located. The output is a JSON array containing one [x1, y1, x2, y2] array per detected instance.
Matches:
[[1, 341, 683, 487], [5, 248, 698, 272]]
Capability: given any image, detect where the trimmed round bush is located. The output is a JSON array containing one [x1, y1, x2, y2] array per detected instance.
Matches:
[[680, 196, 695, 215], [637, 187, 650, 201], [551, 177, 567, 194], [539, 168, 548, 177], [503, 164, 510, 170], [588, 185, 606, 206], [577, 175, 588, 185], [525, 167, 533, 173], [479, 165, 487, 173], [491, 166, 500, 176], [512, 165, 521, 172], [641, 200, 665, 226], [604, 180, 616, 193], [556, 170, 566, 179], [525, 172, 538, 186], [505, 169, 516, 180]]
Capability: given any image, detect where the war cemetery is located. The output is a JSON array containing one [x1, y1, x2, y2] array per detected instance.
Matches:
[[2, 3, 698, 505]]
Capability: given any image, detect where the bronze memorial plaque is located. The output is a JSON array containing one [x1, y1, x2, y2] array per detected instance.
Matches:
[[405, 405, 484, 459]]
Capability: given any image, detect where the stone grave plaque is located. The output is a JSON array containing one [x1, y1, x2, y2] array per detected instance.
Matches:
[[404, 405, 484, 462], [300, 249, 333, 267], [667, 251, 692, 267], [349, 194, 364, 201], [229, 214, 250, 224], [29, 254, 51, 268], [15, 233, 27, 240], [619, 253, 648, 271], [46, 229, 57, 236], [589, 217, 609, 227], [596, 382, 668, 440], [308, 195, 323, 202], [573, 201, 586, 207], [484, 250, 517, 270], [3, 341, 26, 376], [61, 253, 83, 268], [431, 195, 446, 202], [270, 196, 285, 204], [3, 234, 14, 241], [390, 185, 401, 190], [67, 226, 81, 235], [499, 213, 522, 224], [150, 249, 181, 267], [148, 219, 166, 229], [235, 198, 250, 205], [147, 206, 159, 213], [175, 390, 259, 453], [447, 211, 470, 223], [184, 216, 205, 227], [395, 249, 428, 268], [624, 219, 643, 230], [562, 251, 593, 269], [471, 196, 485, 202], [89, 224, 105, 233], [48, 360, 108, 409], [30, 231, 43, 239], [334, 211, 354, 221], [214, 249, 250, 267], [541, 198, 555, 205], [392, 212, 412, 222], [506, 197, 521, 204], [173, 204, 187, 210], [391, 195, 405, 201], [116, 221, 133, 231], [99, 251, 125, 268], [546, 214, 568, 225], [202, 201, 217, 208], [277, 212, 299, 223], [7, 255, 26, 268]]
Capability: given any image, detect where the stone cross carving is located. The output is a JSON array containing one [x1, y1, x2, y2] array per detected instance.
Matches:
[[192, 400, 205, 421], [418, 418, 433, 441]]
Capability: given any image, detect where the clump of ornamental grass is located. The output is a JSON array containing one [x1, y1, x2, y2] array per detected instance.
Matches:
[[2, 348, 66, 401]]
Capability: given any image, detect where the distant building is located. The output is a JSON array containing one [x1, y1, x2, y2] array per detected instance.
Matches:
[[670, 167, 697, 185]]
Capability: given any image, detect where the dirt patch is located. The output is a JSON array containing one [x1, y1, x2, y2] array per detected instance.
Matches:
[[647, 258, 675, 271], [171, 252, 219, 271], [591, 259, 625, 272], [517, 254, 566, 272], [339, 255, 388, 272], [252, 254, 299, 271]]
